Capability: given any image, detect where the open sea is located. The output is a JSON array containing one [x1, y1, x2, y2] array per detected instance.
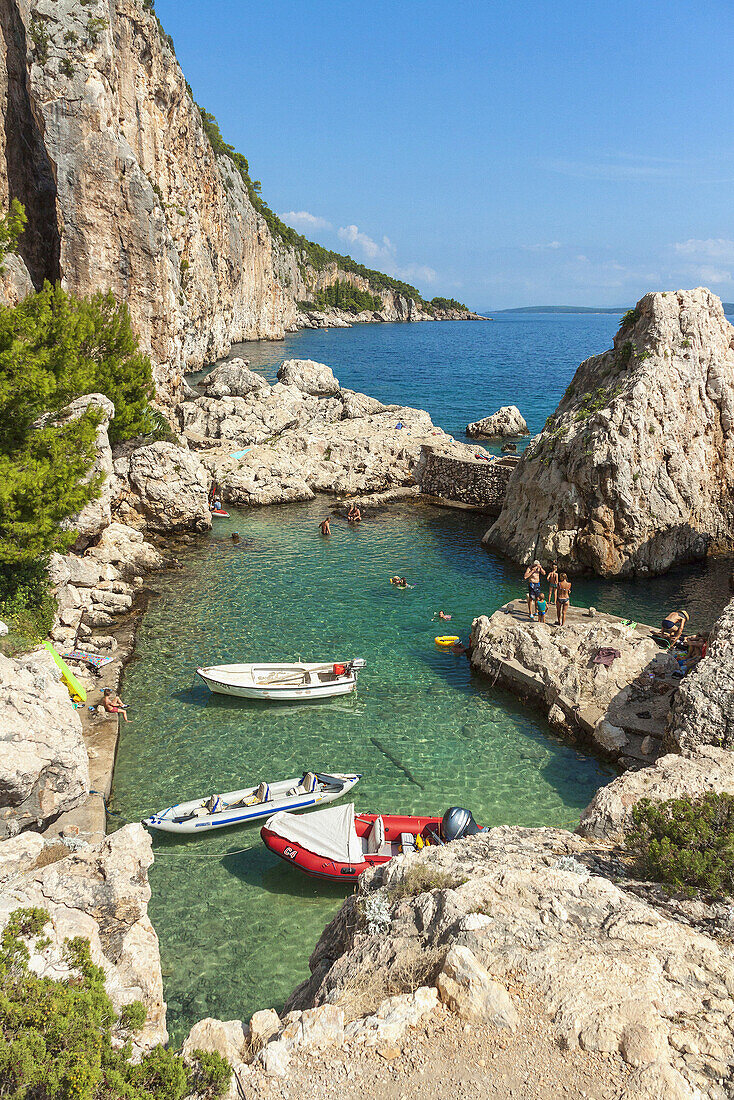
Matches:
[[112, 314, 734, 1039]]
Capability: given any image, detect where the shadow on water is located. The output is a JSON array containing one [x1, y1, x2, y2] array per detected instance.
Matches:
[[222, 847, 351, 901]]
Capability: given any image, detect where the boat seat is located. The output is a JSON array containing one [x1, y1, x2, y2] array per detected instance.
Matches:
[[255, 782, 270, 803], [366, 815, 385, 855], [302, 772, 318, 793], [400, 831, 416, 854]]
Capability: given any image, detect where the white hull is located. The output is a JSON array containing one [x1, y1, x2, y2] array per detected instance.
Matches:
[[197, 660, 363, 702], [144, 772, 360, 834]]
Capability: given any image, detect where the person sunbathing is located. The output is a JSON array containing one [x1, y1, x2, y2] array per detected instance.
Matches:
[[660, 610, 689, 644], [102, 688, 129, 722]]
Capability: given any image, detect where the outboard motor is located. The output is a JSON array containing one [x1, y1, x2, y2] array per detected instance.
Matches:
[[441, 806, 481, 843]]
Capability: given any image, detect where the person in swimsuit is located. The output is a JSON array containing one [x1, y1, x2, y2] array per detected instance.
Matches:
[[103, 688, 129, 722], [523, 560, 546, 619], [547, 563, 559, 605], [347, 505, 362, 523], [536, 593, 547, 623], [660, 610, 689, 644], [319, 518, 331, 536], [556, 574, 571, 626]]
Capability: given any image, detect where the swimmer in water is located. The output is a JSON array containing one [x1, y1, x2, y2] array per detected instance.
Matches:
[[434, 611, 452, 621], [347, 505, 362, 523], [319, 518, 331, 536], [391, 576, 408, 588]]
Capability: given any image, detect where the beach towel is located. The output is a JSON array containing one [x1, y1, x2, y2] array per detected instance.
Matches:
[[593, 647, 621, 667], [61, 650, 114, 670]]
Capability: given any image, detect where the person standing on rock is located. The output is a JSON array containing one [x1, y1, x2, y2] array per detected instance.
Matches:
[[547, 562, 559, 605], [556, 574, 572, 626], [523, 560, 546, 619]]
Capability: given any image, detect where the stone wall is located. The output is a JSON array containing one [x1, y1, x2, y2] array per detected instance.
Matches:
[[418, 447, 517, 512]]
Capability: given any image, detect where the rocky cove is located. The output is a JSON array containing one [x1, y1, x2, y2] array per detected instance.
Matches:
[[1, 0, 734, 1093], [4, 298, 734, 1098]]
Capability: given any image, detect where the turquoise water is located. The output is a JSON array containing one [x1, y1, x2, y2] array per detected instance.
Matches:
[[116, 314, 734, 1040]]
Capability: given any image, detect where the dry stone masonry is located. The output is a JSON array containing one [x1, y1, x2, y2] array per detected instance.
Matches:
[[419, 448, 518, 512]]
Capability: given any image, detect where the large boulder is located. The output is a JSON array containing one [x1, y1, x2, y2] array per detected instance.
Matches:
[[665, 596, 734, 753], [484, 289, 734, 577], [198, 358, 269, 399], [37, 394, 115, 548], [466, 406, 529, 438], [0, 649, 89, 838], [577, 745, 734, 841], [114, 441, 211, 532], [0, 824, 166, 1053], [276, 359, 340, 396]]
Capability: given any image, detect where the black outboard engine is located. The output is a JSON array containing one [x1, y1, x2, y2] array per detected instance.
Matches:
[[441, 806, 481, 843]]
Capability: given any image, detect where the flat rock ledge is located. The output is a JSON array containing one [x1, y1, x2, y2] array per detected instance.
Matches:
[[470, 600, 679, 766]]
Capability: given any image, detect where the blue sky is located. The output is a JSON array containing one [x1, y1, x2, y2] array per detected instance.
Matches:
[[156, 0, 734, 309]]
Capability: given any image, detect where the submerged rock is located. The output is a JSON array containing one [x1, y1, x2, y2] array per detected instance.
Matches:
[[484, 289, 734, 576], [466, 405, 529, 438]]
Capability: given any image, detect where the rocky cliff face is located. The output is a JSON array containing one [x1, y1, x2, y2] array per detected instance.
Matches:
[[0, 0, 471, 396], [484, 289, 734, 577]]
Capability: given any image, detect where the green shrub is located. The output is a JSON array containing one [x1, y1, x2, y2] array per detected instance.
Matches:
[[60, 57, 74, 78], [310, 280, 382, 314], [0, 281, 155, 598], [0, 907, 230, 1099], [85, 15, 108, 44], [0, 560, 57, 655], [0, 198, 26, 274], [430, 296, 468, 312], [28, 18, 50, 64], [119, 1000, 147, 1032], [617, 340, 634, 368], [625, 793, 734, 898], [620, 306, 640, 330]]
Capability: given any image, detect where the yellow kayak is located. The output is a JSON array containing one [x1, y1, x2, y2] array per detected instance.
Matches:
[[435, 636, 460, 648], [43, 642, 87, 703]]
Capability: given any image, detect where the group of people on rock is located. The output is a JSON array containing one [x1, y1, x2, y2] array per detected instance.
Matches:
[[523, 560, 571, 625]]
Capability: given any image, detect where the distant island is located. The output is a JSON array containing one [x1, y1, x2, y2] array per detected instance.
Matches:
[[493, 306, 629, 314], [493, 303, 734, 315]]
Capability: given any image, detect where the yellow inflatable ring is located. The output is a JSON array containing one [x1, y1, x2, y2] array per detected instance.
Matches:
[[435, 636, 460, 647]]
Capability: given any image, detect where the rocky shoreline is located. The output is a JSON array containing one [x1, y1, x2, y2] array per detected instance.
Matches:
[[5, 306, 734, 1096]]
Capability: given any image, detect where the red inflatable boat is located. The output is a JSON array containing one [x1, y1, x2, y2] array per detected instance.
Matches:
[[261, 802, 446, 881]]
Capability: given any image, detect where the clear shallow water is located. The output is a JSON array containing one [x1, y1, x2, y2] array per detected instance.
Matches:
[[119, 314, 734, 1040]]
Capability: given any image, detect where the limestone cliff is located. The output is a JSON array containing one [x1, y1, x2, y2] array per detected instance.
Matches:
[[0, 0, 473, 397], [483, 289, 734, 577]]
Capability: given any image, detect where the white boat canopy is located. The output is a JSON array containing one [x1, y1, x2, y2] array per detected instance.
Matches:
[[267, 803, 362, 863]]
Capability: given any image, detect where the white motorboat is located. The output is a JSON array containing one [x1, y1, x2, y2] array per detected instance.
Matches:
[[143, 771, 361, 834], [196, 659, 366, 701]]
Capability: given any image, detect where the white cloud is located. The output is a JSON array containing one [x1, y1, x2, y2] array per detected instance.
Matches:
[[393, 263, 438, 284], [674, 238, 734, 262], [337, 224, 396, 262], [546, 153, 690, 182], [279, 210, 333, 231], [522, 241, 562, 252], [688, 265, 733, 285]]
